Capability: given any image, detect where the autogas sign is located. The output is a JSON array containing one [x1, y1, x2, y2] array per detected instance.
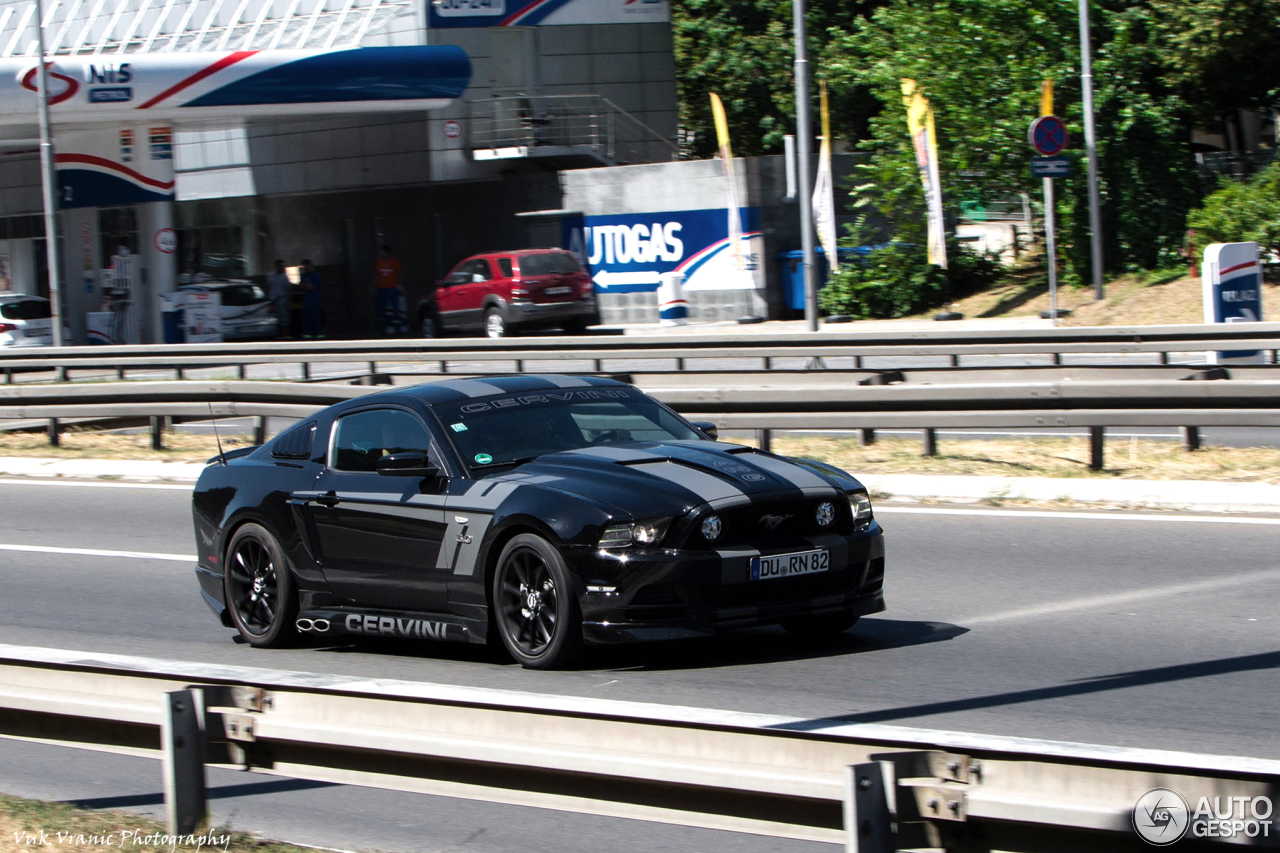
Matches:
[[564, 208, 762, 293]]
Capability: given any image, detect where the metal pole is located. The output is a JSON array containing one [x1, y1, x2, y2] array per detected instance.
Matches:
[[1077, 0, 1104, 301], [793, 0, 817, 332], [1043, 176, 1058, 326], [34, 0, 63, 347]]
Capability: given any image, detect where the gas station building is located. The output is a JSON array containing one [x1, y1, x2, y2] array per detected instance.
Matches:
[[0, 0, 680, 341]]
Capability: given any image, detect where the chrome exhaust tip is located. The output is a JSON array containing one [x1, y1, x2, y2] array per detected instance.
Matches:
[[296, 618, 314, 632], [312, 618, 330, 633]]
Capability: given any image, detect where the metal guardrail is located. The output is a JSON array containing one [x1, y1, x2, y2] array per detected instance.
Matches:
[[1, 644, 1277, 851], [2, 376, 1279, 466], [2, 323, 1280, 384]]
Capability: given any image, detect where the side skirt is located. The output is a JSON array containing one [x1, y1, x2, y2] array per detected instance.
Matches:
[[296, 608, 483, 644]]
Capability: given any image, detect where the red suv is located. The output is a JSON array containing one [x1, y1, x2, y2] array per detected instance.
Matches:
[[418, 249, 598, 338]]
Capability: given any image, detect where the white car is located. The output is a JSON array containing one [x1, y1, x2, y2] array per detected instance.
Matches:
[[178, 280, 277, 341], [0, 293, 55, 347]]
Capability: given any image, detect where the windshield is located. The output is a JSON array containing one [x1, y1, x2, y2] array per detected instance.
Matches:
[[434, 387, 701, 471]]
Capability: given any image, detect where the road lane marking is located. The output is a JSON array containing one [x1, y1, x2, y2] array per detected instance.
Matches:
[[876, 507, 1280, 525], [0, 478, 192, 490], [959, 568, 1280, 626], [0, 544, 195, 562]]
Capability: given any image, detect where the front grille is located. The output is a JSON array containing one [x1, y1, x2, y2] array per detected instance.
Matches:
[[676, 497, 849, 548]]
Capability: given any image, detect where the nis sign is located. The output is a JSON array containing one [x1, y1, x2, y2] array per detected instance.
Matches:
[[20, 62, 132, 104]]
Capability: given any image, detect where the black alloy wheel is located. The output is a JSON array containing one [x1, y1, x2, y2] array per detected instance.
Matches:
[[493, 534, 581, 669], [224, 522, 297, 647]]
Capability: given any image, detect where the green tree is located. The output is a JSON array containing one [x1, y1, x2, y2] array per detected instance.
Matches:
[[823, 0, 1199, 279], [671, 0, 883, 157], [1187, 163, 1280, 260]]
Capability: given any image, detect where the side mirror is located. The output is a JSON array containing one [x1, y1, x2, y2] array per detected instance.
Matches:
[[375, 451, 440, 478], [691, 421, 719, 441]]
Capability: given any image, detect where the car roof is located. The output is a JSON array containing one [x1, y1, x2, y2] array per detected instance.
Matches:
[[332, 374, 628, 412], [0, 293, 47, 302]]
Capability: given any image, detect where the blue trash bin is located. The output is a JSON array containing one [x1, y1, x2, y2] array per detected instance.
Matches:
[[778, 247, 877, 311]]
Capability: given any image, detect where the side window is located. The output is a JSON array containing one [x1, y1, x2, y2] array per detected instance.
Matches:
[[445, 262, 471, 285], [497, 257, 513, 277], [331, 409, 433, 473], [272, 420, 317, 459], [471, 259, 492, 282]]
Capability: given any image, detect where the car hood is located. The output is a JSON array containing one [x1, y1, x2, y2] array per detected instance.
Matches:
[[493, 440, 860, 517]]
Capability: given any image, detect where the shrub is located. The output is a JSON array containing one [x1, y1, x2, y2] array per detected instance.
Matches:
[[1187, 163, 1280, 261], [819, 242, 1002, 319]]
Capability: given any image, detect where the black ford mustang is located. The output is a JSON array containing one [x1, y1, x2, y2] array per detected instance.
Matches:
[[192, 375, 885, 668]]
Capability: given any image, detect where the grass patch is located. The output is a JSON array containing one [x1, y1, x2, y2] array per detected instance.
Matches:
[[2, 429, 1280, 483], [759, 434, 1280, 483], [0, 792, 315, 853], [0, 430, 254, 462]]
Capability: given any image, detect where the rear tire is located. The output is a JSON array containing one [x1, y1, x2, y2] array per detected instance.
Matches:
[[485, 307, 507, 339], [780, 612, 858, 641], [223, 523, 298, 648], [492, 534, 582, 669], [562, 318, 588, 334]]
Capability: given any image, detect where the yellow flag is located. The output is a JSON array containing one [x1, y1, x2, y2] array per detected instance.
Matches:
[[710, 93, 744, 271], [1040, 79, 1053, 117], [813, 81, 838, 273], [901, 79, 947, 268]]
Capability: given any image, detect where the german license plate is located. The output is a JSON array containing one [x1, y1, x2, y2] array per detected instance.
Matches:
[[750, 549, 829, 581], [544, 286, 571, 295]]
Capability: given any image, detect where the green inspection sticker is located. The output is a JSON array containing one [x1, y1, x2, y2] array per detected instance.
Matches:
[[474, 453, 493, 464]]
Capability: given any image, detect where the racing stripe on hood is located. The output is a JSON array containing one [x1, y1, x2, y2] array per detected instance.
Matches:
[[631, 461, 748, 504], [571, 446, 665, 463], [741, 452, 837, 492]]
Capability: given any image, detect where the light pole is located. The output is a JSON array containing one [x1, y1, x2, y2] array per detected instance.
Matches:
[[33, 0, 64, 346], [793, 0, 817, 331], [1078, 0, 1104, 301]]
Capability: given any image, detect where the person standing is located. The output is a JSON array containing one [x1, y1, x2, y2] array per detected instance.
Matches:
[[300, 259, 324, 339], [374, 245, 403, 336], [265, 259, 290, 338]]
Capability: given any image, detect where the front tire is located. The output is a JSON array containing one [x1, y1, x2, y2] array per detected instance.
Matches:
[[420, 311, 438, 339], [484, 307, 507, 339], [224, 523, 298, 648], [492, 534, 582, 669]]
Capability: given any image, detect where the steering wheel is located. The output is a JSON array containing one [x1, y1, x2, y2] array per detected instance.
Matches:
[[588, 429, 631, 445]]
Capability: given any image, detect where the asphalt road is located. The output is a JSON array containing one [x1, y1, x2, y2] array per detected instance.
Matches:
[[0, 480, 1278, 849]]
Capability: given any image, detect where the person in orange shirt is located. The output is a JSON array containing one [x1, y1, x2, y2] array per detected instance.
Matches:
[[375, 245, 404, 335]]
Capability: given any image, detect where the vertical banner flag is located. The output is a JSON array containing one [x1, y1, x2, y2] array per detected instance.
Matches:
[[709, 92, 745, 273], [813, 80, 838, 273], [1040, 79, 1054, 117], [901, 79, 947, 268]]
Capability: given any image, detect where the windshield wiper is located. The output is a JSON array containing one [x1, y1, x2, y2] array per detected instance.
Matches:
[[472, 454, 542, 471]]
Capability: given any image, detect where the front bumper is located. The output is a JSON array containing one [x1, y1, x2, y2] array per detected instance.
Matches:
[[577, 522, 887, 644]]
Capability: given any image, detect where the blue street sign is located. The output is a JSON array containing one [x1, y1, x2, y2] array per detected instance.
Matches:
[[1031, 156, 1072, 179], [1028, 115, 1069, 156]]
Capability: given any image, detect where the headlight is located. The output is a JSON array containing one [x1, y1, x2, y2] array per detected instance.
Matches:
[[815, 501, 835, 527], [598, 518, 671, 549], [701, 515, 722, 541], [849, 492, 873, 524]]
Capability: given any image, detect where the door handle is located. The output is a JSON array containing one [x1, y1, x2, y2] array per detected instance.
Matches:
[[314, 490, 339, 507]]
